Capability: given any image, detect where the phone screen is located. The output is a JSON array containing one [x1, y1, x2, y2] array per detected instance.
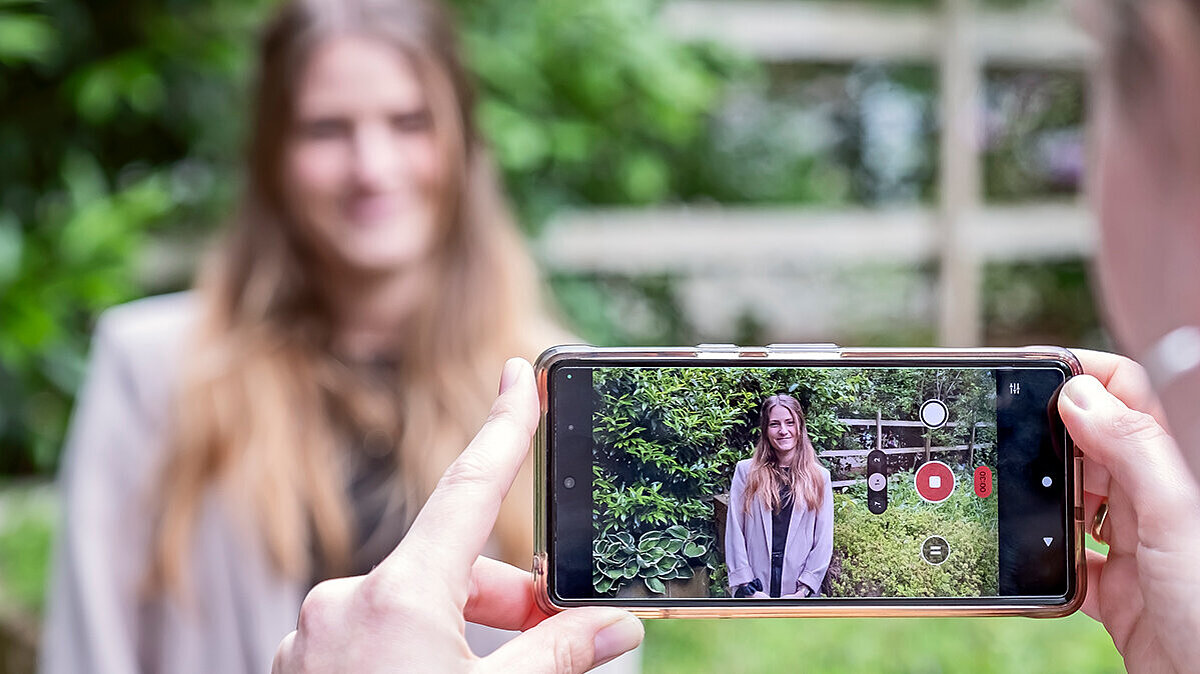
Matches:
[[547, 360, 1076, 606]]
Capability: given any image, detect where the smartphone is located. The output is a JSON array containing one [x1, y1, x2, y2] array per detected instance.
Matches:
[[533, 344, 1085, 618]]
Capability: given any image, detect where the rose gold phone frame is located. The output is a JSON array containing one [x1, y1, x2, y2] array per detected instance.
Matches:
[[532, 344, 1086, 619]]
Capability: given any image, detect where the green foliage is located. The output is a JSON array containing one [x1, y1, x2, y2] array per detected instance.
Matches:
[[593, 526, 712, 596], [0, 0, 737, 476], [451, 0, 740, 226], [983, 68, 1086, 201], [591, 366, 856, 594], [830, 471, 999, 597], [593, 366, 1001, 597], [0, 0, 267, 474], [836, 367, 998, 468], [0, 488, 56, 612], [985, 260, 1105, 348]]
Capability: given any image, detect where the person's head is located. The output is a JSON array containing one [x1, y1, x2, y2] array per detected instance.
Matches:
[[743, 394, 824, 514], [1088, 0, 1200, 355], [765, 398, 803, 458], [248, 0, 481, 288], [153, 0, 554, 592]]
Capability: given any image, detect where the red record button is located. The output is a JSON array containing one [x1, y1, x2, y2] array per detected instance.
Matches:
[[974, 466, 993, 498], [914, 460, 955, 503]]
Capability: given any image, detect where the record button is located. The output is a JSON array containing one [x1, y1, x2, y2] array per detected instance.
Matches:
[[915, 460, 955, 503]]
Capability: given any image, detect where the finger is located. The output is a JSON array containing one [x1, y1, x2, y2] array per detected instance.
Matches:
[[383, 358, 539, 581], [475, 608, 643, 674], [272, 631, 296, 674], [465, 556, 554, 631], [1081, 548, 1107, 621], [1082, 455, 1111, 498], [1072, 349, 1171, 431], [1060, 375, 1199, 546]]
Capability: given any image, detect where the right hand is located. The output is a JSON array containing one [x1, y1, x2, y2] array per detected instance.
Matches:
[[273, 359, 643, 673], [1058, 350, 1200, 673]]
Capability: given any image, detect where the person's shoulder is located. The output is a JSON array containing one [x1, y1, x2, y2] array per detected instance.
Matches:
[[734, 458, 754, 475], [91, 292, 199, 414], [95, 292, 198, 352], [816, 463, 832, 484]]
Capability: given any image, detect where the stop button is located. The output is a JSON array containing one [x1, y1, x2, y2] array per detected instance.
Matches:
[[915, 460, 955, 503]]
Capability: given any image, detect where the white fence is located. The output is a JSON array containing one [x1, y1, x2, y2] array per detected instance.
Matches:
[[537, 0, 1095, 346]]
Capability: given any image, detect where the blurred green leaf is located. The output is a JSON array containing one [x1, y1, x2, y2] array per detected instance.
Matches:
[[0, 12, 55, 65], [0, 212, 22, 285]]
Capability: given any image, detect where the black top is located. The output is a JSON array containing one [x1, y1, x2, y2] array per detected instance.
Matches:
[[769, 478, 795, 598], [311, 356, 410, 586]]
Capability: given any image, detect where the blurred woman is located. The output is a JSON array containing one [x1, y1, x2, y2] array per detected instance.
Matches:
[[40, 0, 565, 671], [725, 394, 833, 599]]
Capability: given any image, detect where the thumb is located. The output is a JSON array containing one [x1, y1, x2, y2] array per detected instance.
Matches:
[[1060, 374, 1198, 543], [475, 608, 643, 674]]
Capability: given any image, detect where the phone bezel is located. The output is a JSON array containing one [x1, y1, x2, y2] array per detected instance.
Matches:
[[533, 344, 1086, 618]]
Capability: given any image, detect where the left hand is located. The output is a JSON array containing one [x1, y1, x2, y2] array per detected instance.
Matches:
[[272, 358, 644, 673]]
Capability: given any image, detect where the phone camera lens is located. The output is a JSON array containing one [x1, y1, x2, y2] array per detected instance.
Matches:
[[564, 476, 576, 489]]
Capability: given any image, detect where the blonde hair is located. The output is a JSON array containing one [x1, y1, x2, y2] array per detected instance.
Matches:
[[151, 0, 557, 591], [742, 394, 824, 515]]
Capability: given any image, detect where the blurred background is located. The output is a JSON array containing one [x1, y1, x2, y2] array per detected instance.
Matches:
[[0, 0, 1117, 670]]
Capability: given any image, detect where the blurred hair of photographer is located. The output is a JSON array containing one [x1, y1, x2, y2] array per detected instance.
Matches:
[[38, 0, 572, 671]]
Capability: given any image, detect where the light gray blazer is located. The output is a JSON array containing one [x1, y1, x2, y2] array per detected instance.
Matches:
[[724, 458, 834, 596], [39, 293, 637, 673]]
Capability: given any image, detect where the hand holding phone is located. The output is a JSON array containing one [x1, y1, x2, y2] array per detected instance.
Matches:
[[534, 344, 1086, 618], [1060, 350, 1200, 673]]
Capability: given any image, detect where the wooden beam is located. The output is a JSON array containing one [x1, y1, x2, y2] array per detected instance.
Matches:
[[536, 204, 1093, 272], [661, 0, 1094, 66]]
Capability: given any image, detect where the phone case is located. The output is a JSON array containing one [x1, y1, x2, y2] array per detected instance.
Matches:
[[532, 343, 1086, 618]]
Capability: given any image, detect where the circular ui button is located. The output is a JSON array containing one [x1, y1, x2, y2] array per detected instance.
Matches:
[[919, 399, 949, 429], [915, 460, 955, 503], [868, 472, 886, 491], [921, 535, 950, 565]]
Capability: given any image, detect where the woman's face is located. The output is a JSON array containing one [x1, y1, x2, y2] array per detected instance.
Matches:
[[766, 405, 799, 458], [283, 36, 444, 275]]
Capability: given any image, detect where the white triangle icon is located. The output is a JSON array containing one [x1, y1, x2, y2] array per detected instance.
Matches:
[[1043, 537, 1053, 547]]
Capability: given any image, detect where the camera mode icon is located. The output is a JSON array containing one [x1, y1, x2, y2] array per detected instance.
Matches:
[[921, 535, 950, 565], [866, 449, 888, 514]]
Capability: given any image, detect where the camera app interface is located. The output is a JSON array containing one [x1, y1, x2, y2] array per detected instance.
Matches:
[[552, 365, 1069, 601]]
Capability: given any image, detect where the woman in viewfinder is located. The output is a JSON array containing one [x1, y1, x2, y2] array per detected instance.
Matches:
[[725, 394, 834, 599]]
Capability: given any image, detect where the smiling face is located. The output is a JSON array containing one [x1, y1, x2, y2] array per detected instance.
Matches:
[[766, 403, 799, 458], [283, 35, 445, 276]]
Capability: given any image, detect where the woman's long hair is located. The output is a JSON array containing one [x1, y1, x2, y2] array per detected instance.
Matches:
[[742, 395, 824, 515], [151, 0, 557, 591]]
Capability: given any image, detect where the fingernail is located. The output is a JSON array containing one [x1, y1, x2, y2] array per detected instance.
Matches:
[[593, 614, 643, 665], [1063, 375, 1105, 412], [498, 358, 524, 395]]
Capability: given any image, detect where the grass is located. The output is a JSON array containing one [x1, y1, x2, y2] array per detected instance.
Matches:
[[0, 485, 56, 615], [643, 537, 1123, 673], [643, 612, 1122, 673], [0, 484, 1127, 673]]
